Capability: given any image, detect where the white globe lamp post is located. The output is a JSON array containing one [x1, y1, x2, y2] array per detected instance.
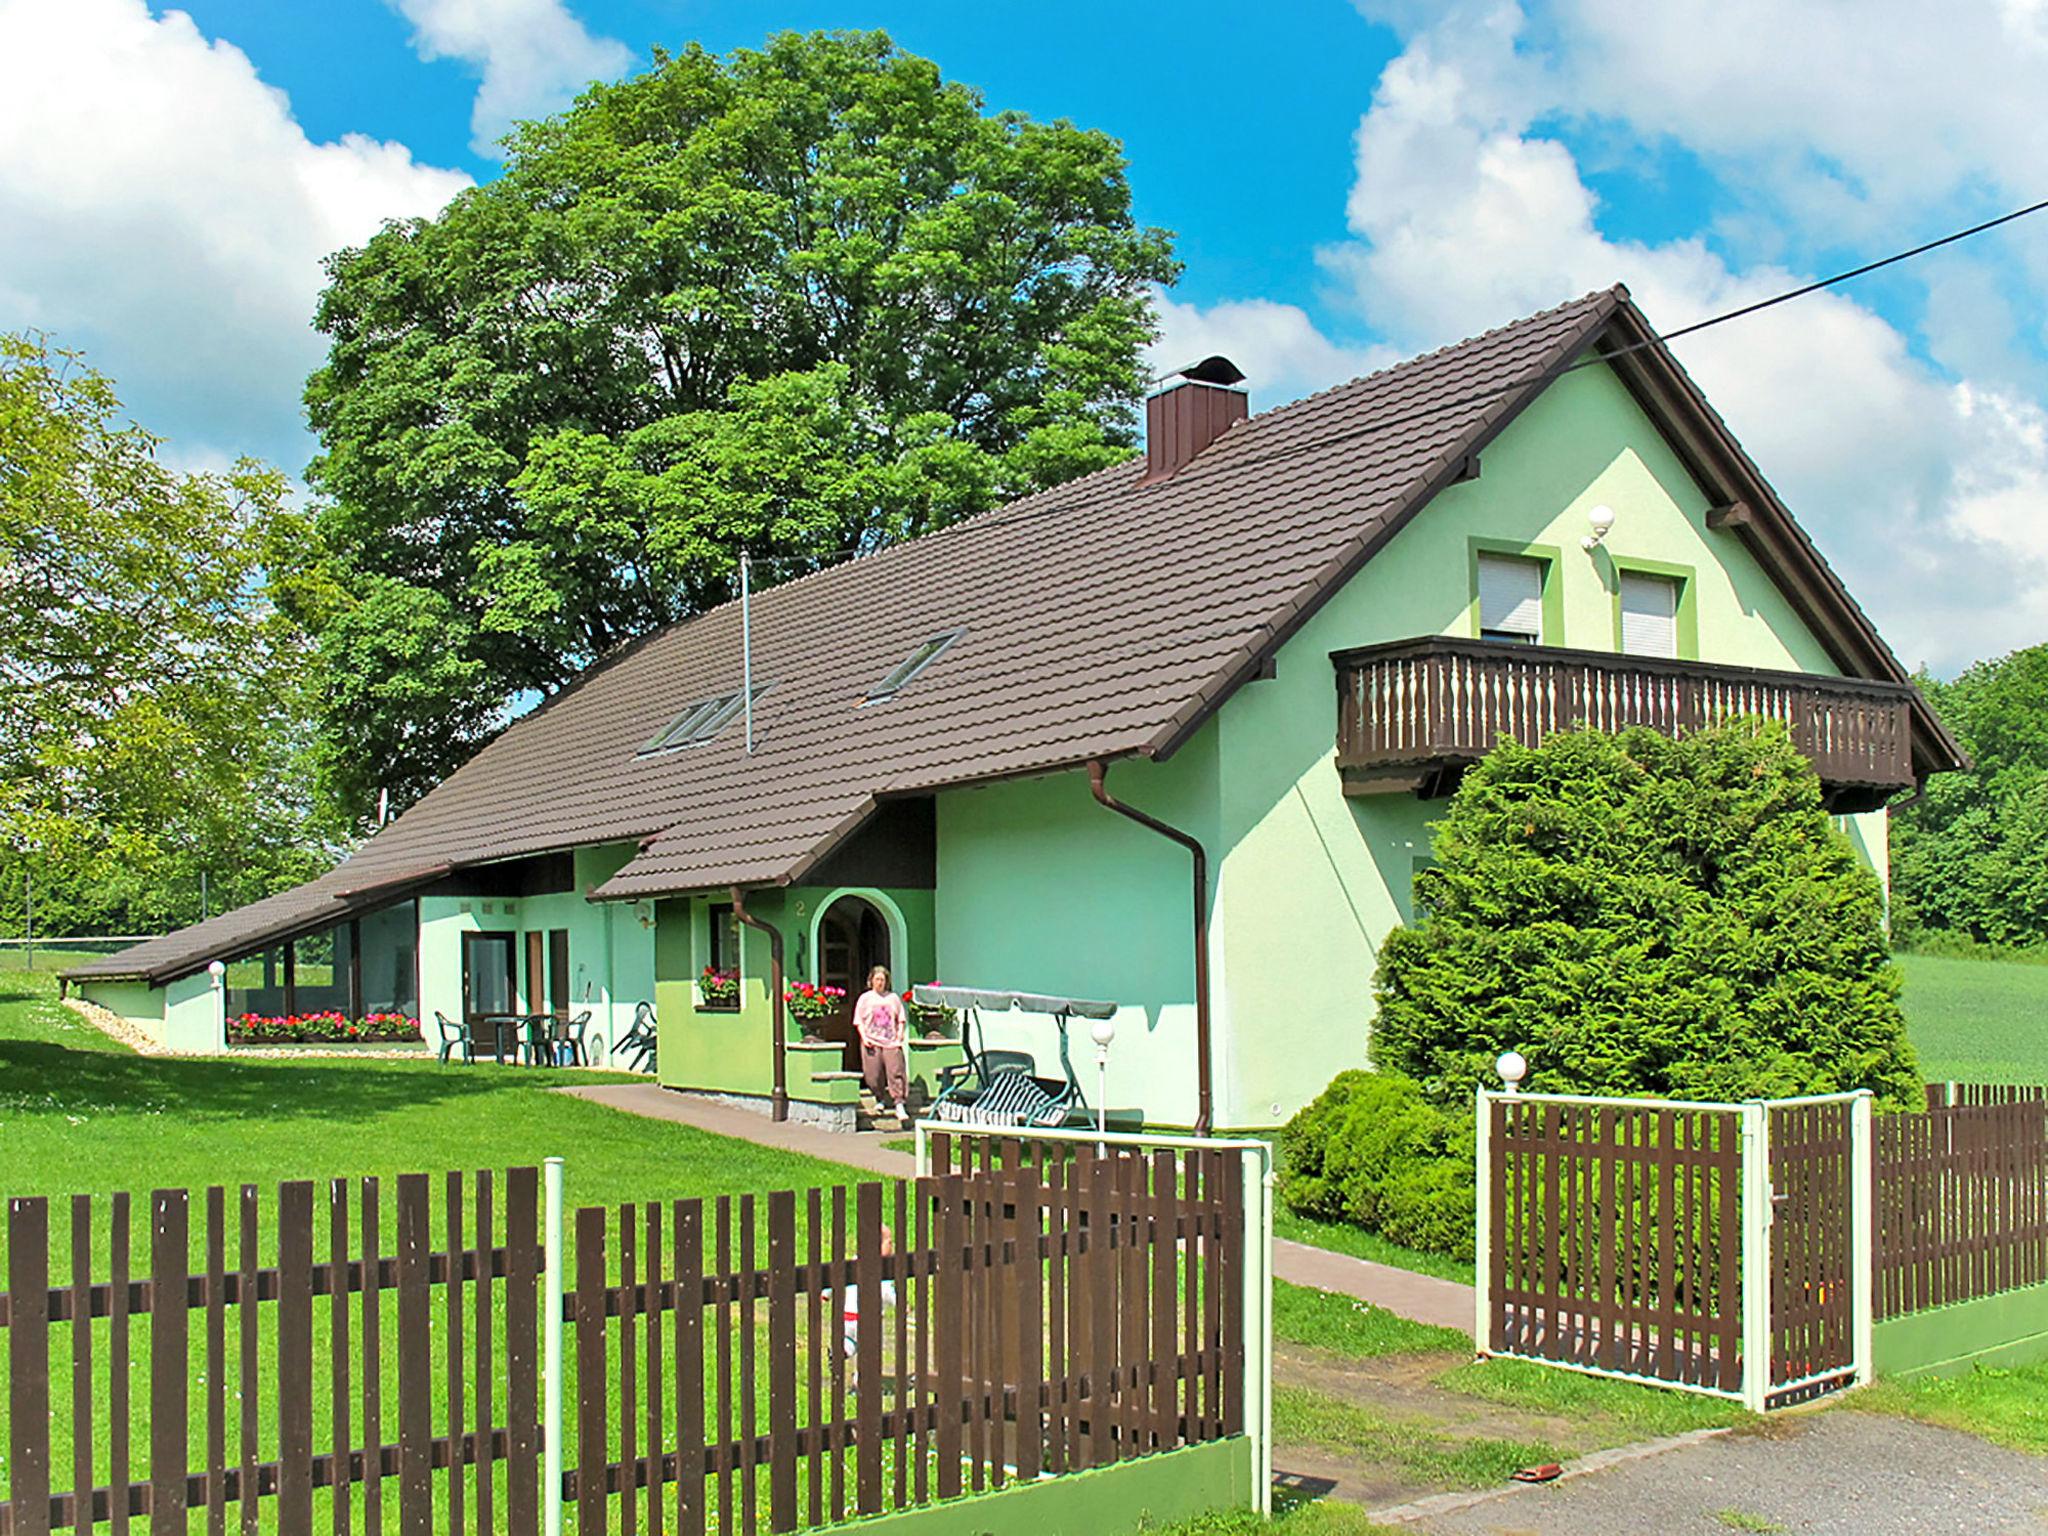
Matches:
[[1090, 1016, 1116, 1142], [208, 959, 228, 1050], [1496, 1050, 1528, 1095]]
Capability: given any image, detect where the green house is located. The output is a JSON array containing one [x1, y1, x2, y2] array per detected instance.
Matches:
[[64, 288, 1963, 1130]]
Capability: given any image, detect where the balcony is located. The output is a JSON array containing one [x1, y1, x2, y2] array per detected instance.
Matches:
[[1333, 636, 1919, 810]]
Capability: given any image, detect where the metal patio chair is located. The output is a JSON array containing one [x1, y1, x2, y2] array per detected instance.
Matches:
[[616, 1001, 658, 1074], [541, 1011, 593, 1067], [434, 1011, 467, 1065]]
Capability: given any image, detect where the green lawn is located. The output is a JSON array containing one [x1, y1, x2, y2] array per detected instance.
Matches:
[[1851, 1361, 2048, 1456], [0, 968, 863, 1214], [1272, 1281, 1468, 1357], [1897, 950, 2048, 1082]]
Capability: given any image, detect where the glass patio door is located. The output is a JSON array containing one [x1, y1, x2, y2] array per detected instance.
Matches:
[[463, 932, 516, 1023]]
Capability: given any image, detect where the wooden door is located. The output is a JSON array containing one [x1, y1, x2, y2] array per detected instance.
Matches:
[[525, 932, 546, 1015], [817, 899, 891, 1070]]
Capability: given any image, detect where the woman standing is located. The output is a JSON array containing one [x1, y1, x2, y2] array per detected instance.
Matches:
[[853, 964, 911, 1128]]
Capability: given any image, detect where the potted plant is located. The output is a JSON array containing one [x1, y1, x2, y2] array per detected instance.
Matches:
[[698, 966, 740, 1010], [782, 981, 845, 1041]]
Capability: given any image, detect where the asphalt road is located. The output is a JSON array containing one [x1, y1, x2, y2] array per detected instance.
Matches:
[[1395, 1412, 2048, 1535]]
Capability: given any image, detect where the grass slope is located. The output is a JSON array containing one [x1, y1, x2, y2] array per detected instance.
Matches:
[[0, 970, 863, 1216], [1898, 951, 2048, 1083]]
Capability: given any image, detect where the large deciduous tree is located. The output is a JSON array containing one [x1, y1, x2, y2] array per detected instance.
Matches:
[[0, 332, 334, 937], [1371, 721, 1920, 1107], [304, 29, 1178, 816], [1891, 645, 2048, 949]]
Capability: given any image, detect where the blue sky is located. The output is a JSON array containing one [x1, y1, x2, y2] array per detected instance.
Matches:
[[168, 0, 1392, 332], [2, 0, 2045, 671]]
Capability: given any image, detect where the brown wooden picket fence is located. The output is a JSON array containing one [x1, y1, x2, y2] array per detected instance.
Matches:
[[0, 1140, 1247, 1536], [1, 1170, 545, 1536], [1874, 1084, 2048, 1321]]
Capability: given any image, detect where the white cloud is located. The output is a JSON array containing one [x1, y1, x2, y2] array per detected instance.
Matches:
[[1531, 0, 2048, 240], [0, 0, 470, 473], [1147, 292, 1394, 410], [1313, 0, 2048, 671], [388, 0, 633, 155]]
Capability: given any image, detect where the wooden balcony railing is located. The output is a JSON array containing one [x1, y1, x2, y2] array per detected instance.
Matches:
[[1333, 636, 1918, 803]]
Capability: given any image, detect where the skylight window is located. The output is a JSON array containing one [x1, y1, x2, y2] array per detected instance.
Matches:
[[640, 686, 768, 754], [867, 629, 963, 702]]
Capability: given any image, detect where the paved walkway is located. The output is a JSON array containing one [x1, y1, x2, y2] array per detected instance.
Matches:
[[1383, 1411, 2048, 1534], [565, 1083, 1478, 1329]]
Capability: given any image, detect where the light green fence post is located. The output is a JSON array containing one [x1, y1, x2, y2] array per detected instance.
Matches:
[[1851, 1091, 1875, 1385], [1739, 1101, 1772, 1413], [543, 1155, 565, 1536], [1473, 1090, 1494, 1353]]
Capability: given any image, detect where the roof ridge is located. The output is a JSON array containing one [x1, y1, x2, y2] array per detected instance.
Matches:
[[1227, 286, 1621, 428]]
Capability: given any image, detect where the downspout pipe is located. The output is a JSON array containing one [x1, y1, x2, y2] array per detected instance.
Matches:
[[730, 885, 789, 1123], [1088, 759, 1214, 1135]]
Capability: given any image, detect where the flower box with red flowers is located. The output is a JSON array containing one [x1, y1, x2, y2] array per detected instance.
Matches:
[[781, 981, 846, 1023], [227, 1012, 423, 1045]]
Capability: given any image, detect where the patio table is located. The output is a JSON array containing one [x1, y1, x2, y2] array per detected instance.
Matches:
[[477, 1013, 551, 1064]]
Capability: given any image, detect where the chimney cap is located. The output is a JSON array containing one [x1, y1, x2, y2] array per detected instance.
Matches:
[[1168, 355, 1247, 389]]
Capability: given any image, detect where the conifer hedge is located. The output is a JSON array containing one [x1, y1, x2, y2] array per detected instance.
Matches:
[[1282, 720, 1920, 1257]]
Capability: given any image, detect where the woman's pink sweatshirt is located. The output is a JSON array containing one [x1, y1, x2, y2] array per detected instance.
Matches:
[[852, 989, 906, 1048]]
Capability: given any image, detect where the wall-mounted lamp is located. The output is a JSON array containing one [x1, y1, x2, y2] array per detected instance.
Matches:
[[1582, 503, 1617, 551], [207, 959, 226, 987]]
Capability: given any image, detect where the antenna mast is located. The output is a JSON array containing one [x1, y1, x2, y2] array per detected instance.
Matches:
[[740, 549, 754, 754]]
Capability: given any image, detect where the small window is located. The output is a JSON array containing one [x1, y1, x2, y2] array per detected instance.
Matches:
[[640, 686, 769, 754], [1619, 572, 1680, 658], [867, 629, 962, 702], [1477, 553, 1545, 643], [707, 902, 740, 975]]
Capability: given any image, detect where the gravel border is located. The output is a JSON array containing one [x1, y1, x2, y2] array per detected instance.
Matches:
[[62, 995, 168, 1054]]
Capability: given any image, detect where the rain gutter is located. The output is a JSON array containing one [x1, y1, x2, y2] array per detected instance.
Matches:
[[1088, 758, 1214, 1135]]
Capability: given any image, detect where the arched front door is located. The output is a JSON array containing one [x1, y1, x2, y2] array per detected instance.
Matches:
[[817, 895, 892, 1070]]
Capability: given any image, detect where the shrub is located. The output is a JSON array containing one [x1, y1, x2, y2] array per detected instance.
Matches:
[[1372, 721, 1920, 1108], [1280, 1070, 1475, 1260]]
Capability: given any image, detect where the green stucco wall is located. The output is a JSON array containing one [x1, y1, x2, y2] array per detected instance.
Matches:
[[657, 884, 938, 1101], [1874, 1282, 2048, 1380], [838, 1436, 1252, 1536], [162, 972, 222, 1052], [1203, 355, 1893, 1124], [416, 842, 657, 1066], [77, 979, 165, 1042], [932, 355, 1898, 1129], [935, 741, 1219, 1128]]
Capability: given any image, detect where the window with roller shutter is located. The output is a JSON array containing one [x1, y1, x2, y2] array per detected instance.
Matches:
[[1477, 552, 1546, 643], [1619, 571, 1680, 657]]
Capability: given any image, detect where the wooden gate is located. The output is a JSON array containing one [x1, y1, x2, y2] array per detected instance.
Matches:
[[1766, 1099, 1858, 1403], [1478, 1089, 1869, 1409]]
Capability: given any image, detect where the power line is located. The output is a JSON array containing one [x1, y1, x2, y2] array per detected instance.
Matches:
[[732, 193, 2048, 571]]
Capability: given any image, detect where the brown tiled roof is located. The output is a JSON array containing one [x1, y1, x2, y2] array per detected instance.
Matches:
[[64, 286, 1948, 986]]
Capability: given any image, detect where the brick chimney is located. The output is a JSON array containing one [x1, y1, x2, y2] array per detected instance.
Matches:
[[1142, 356, 1248, 484]]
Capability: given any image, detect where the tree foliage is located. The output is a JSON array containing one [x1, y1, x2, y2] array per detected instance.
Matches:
[[303, 30, 1177, 814], [1891, 645, 2048, 950], [1372, 721, 1920, 1108], [0, 332, 333, 936]]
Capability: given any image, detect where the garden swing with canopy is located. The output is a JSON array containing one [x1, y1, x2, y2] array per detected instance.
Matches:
[[918, 985, 1118, 1129]]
